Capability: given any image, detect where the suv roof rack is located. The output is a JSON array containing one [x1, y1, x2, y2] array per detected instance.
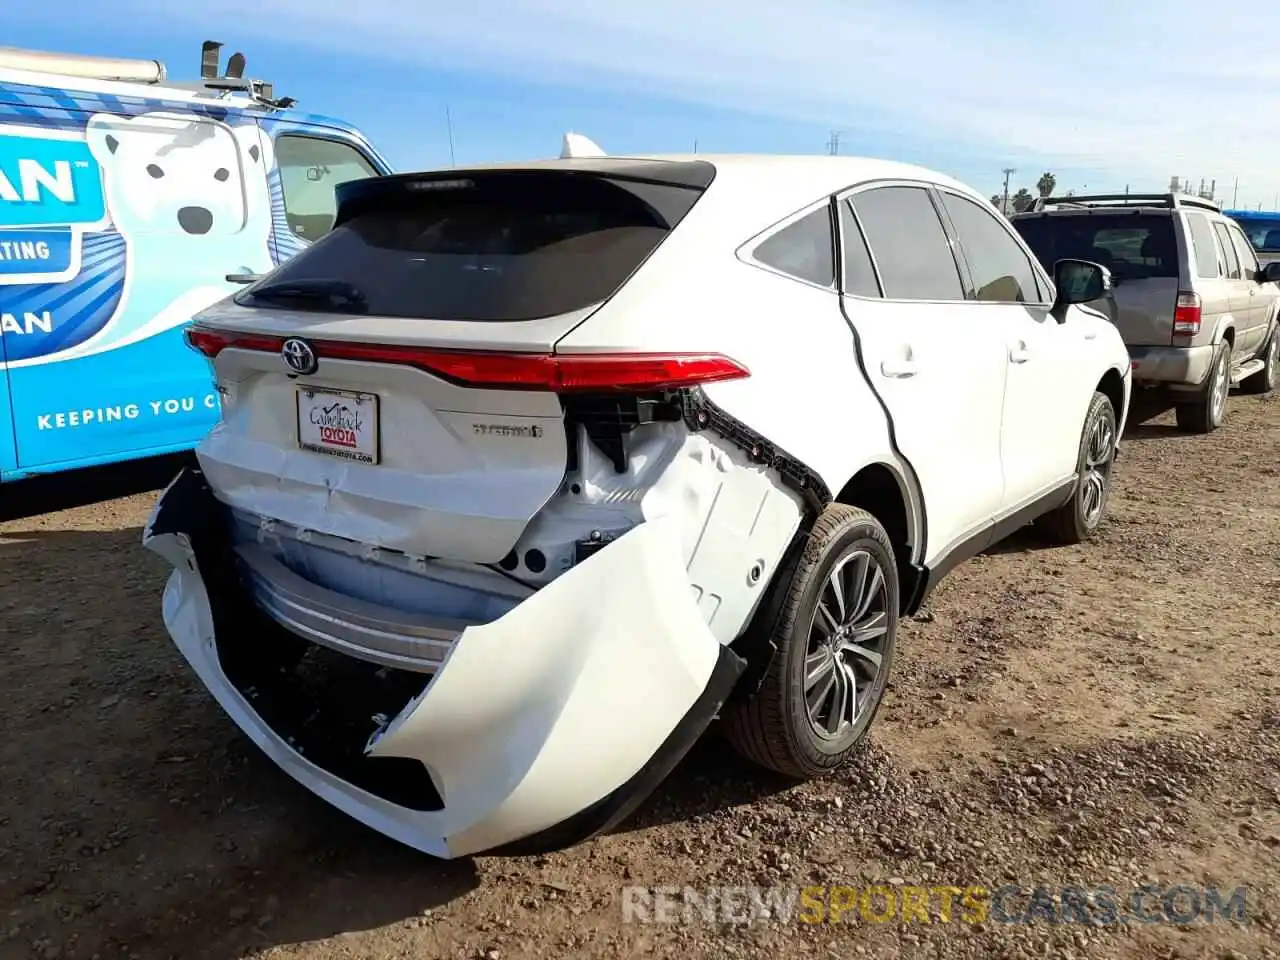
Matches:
[[0, 40, 295, 109], [1026, 192, 1221, 214]]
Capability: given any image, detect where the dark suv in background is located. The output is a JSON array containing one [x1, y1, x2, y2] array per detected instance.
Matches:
[[1012, 193, 1280, 433]]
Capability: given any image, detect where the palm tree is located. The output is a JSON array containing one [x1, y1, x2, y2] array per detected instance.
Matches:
[[1011, 187, 1034, 212], [1036, 172, 1057, 198]]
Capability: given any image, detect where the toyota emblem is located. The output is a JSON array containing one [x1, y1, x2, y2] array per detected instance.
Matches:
[[281, 338, 318, 376]]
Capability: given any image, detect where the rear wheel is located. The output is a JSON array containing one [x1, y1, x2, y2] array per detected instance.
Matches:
[[1175, 342, 1229, 433], [1035, 391, 1116, 545], [1240, 325, 1278, 395], [724, 504, 898, 779]]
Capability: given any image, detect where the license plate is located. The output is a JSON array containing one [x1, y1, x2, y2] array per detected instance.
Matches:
[[296, 387, 380, 464]]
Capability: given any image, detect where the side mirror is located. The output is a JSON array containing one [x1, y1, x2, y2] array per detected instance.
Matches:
[[1260, 261, 1280, 284], [1053, 258, 1111, 313]]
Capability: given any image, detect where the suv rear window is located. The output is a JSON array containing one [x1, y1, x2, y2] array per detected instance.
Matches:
[[242, 169, 709, 321], [1012, 213, 1179, 281]]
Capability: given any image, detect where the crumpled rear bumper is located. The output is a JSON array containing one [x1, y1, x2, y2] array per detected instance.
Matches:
[[142, 468, 743, 859]]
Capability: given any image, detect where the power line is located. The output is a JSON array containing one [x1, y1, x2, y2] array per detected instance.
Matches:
[[445, 106, 456, 166]]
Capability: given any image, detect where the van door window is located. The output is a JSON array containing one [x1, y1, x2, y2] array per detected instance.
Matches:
[[275, 136, 379, 242]]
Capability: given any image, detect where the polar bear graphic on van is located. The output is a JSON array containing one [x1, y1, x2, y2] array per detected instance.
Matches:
[[53, 110, 277, 360]]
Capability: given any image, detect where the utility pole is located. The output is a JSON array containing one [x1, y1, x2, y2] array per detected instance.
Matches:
[[1233, 177, 1239, 208], [445, 106, 456, 166], [827, 131, 841, 155], [1001, 167, 1016, 214]]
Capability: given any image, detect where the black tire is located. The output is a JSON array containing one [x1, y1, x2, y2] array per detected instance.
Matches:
[[1240, 324, 1278, 395], [723, 504, 898, 779], [1175, 341, 1229, 433], [1035, 391, 1117, 545]]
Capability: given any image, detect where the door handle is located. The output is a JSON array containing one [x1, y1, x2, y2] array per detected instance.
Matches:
[[1008, 342, 1032, 363], [880, 357, 918, 378], [1083, 330, 1098, 340]]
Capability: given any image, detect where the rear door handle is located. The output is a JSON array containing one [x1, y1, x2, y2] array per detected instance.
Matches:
[[880, 358, 918, 378], [1009, 342, 1032, 363]]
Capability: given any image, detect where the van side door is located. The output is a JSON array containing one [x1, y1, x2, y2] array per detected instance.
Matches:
[[3, 95, 276, 476], [0, 81, 116, 478]]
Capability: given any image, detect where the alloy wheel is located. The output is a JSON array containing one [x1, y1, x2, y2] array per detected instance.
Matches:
[[1081, 409, 1115, 527], [803, 549, 891, 740], [1211, 352, 1229, 423]]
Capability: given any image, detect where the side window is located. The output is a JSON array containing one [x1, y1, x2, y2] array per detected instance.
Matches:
[[1229, 224, 1260, 277], [275, 135, 380, 241], [1185, 212, 1222, 279], [752, 205, 836, 287], [1213, 222, 1241, 279], [940, 192, 1042, 303], [838, 200, 882, 297], [850, 186, 964, 301]]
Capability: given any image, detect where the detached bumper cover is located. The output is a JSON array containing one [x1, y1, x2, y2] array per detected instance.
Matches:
[[143, 468, 743, 859]]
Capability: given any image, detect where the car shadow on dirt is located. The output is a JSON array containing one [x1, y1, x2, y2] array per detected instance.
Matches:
[[0, 522, 481, 960], [0, 452, 191, 521], [611, 730, 798, 835]]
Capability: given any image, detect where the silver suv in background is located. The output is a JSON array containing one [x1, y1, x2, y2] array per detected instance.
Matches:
[[1012, 193, 1280, 433]]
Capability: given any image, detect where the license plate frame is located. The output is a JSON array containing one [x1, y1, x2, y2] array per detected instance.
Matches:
[[295, 386, 381, 465]]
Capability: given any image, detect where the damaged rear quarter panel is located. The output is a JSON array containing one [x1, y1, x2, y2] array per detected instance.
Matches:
[[554, 223, 912, 553]]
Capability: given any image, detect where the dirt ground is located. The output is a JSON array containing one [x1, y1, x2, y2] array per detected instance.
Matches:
[[2, 391, 1278, 960]]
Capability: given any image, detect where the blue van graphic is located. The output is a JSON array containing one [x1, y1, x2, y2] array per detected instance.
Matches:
[[0, 43, 390, 483]]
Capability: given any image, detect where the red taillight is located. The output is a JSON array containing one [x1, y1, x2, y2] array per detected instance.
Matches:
[[1173, 292, 1202, 336], [183, 325, 750, 391], [185, 326, 282, 356]]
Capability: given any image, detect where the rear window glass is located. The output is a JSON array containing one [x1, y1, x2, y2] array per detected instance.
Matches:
[[1012, 213, 1179, 280], [753, 206, 835, 287], [1233, 217, 1280, 252], [1185, 212, 1221, 279], [243, 172, 705, 320]]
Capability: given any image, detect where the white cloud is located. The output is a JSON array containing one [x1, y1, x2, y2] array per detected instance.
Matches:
[[40, 0, 1280, 204]]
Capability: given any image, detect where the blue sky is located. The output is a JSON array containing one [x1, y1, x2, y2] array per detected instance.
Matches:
[[9, 1, 1280, 208]]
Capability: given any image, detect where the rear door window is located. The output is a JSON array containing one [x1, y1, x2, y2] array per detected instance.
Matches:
[[838, 200, 882, 297], [1013, 213, 1179, 280], [753, 206, 836, 287], [1213, 222, 1241, 279], [1228, 223, 1260, 277], [850, 185, 965, 301], [1185, 212, 1223, 279], [244, 170, 708, 320]]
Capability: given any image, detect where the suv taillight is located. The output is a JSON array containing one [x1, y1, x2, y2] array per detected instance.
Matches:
[[183, 324, 750, 391], [1173, 292, 1202, 335]]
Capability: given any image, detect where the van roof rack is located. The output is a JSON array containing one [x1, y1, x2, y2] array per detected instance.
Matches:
[[1026, 192, 1221, 214], [0, 40, 295, 109]]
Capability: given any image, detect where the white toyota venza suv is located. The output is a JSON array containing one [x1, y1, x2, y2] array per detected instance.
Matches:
[[144, 142, 1131, 859]]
